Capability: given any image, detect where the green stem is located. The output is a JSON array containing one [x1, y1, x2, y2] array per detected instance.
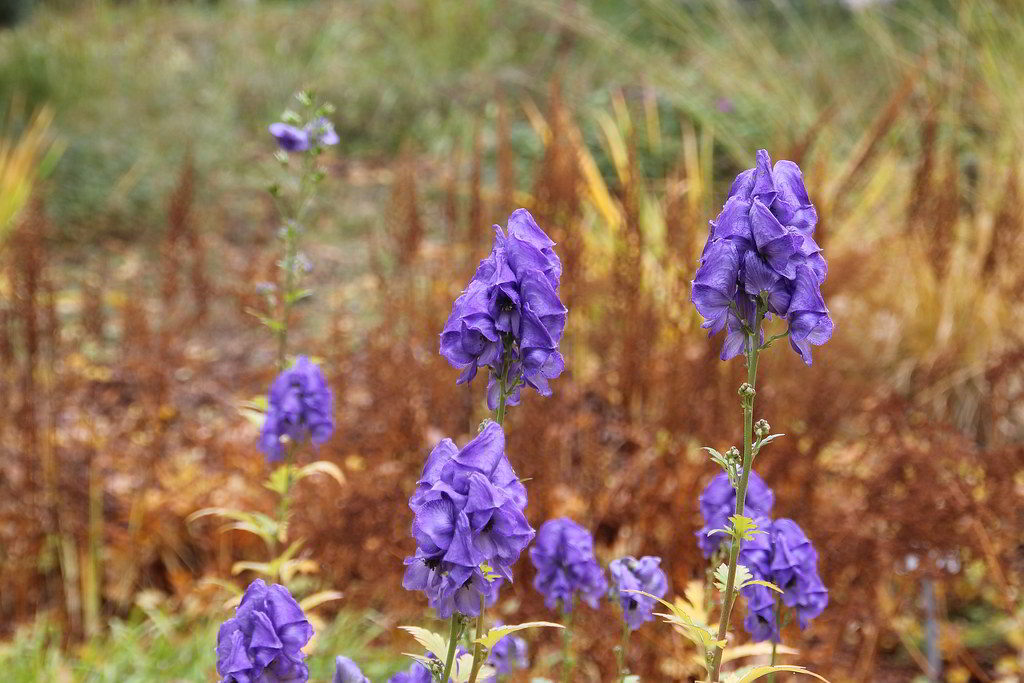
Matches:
[[467, 595, 487, 683], [617, 619, 631, 682], [440, 615, 462, 683], [768, 607, 782, 683], [561, 597, 575, 683], [708, 313, 762, 682]]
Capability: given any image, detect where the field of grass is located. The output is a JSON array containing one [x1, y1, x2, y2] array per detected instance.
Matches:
[[1, 0, 1023, 681]]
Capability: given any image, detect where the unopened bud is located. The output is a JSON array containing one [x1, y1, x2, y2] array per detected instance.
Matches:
[[738, 383, 755, 400]]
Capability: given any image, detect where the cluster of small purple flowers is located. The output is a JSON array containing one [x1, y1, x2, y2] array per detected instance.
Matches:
[[691, 149, 833, 364], [259, 355, 335, 462], [608, 556, 669, 631], [440, 209, 567, 407], [402, 422, 535, 618], [529, 517, 608, 612], [215, 580, 314, 682], [269, 117, 339, 153], [697, 471, 828, 643]]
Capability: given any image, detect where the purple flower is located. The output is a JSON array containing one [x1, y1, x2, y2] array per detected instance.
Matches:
[[739, 518, 829, 643], [529, 517, 608, 612], [403, 422, 534, 618], [270, 117, 339, 152], [215, 579, 314, 683], [691, 150, 833, 364], [334, 656, 369, 683], [696, 471, 775, 558], [387, 661, 433, 683], [269, 123, 310, 152], [609, 555, 669, 631], [307, 117, 340, 146], [488, 625, 529, 674], [440, 209, 567, 401], [259, 355, 334, 462]]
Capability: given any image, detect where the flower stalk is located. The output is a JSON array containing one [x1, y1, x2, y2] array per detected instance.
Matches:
[[561, 595, 575, 683], [615, 618, 631, 683], [708, 307, 763, 682]]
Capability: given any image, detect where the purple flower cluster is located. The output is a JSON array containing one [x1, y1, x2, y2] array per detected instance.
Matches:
[[696, 471, 775, 558], [740, 518, 829, 642], [440, 209, 567, 407], [269, 117, 339, 153], [609, 556, 669, 631], [529, 518, 607, 612], [334, 656, 369, 683], [215, 580, 314, 683], [691, 149, 833, 364], [403, 422, 534, 618], [260, 355, 335, 462]]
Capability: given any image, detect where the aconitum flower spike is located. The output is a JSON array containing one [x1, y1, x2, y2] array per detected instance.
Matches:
[[259, 355, 334, 462], [691, 149, 833, 364], [403, 422, 534, 618], [334, 656, 370, 683], [739, 518, 829, 643], [696, 471, 775, 557], [440, 209, 567, 400], [215, 579, 314, 683], [529, 517, 608, 612], [609, 555, 669, 630]]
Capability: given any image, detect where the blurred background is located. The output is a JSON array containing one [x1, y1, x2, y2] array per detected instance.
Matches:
[[0, 0, 1022, 680]]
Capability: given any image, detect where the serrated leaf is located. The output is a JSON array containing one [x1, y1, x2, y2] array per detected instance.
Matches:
[[296, 460, 345, 486], [298, 590, 343, 612], [265, 465, 296, 496], [479, 561, 501, 582], [398, 626, 449, 661], [702, 446, 724, 460], [730, 664, 830, 683], [714, 563, 753, 593], [475, 621, 563, 650], [730, 515, 763, 541]]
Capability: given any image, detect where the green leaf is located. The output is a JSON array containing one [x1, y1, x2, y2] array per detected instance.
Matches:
[[479, 562, 501, 582], [296, 460, 346, 487], [730, 515, 763, 541], [623, 589, 724, 651], [475, 622, 563, 650], [187, 507, 279, 548], [398, 626, 449, 661], [231, 560, 273, 577], [738, 579, 784, 594], [298, 590, 343, 612], [728, 664, 831, 683]]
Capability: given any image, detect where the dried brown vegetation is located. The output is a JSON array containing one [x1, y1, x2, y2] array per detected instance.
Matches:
[[1, 81, 1022, 681]]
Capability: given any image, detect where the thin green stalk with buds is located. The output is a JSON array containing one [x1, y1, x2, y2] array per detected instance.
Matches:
[[707, 303, 764, 682]]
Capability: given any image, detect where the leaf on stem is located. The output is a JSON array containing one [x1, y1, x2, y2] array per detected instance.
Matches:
[[296, 460, 346, 487], [474, 621, 563, 650], [726, 664, 831, 683], [398, 626, 450, 661]]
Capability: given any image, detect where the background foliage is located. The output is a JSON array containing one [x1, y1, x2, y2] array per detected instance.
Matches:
[[0, 0, 1022, 680]]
